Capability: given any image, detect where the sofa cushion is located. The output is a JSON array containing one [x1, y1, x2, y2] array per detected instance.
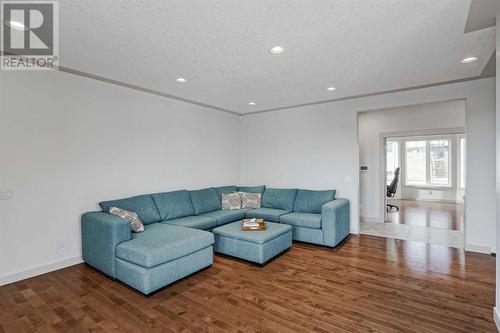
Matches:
[[293, 189, 336, 214], [237, 185, 266, 194], [162, 215, 217, 230], [190, 188, 221, 215], [245, 207, 289, 222], [200, 209, 246, 226], [116, 223, 214, 268], [262, 188, 298, 211], [152, 190, 195, 221], [99, 194, 160, 225], [215, 186, 237, 198], [280, 212, 322, 229]]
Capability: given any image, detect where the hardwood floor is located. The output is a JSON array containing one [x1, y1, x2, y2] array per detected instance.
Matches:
[[0, 235, 496, 333], [387, 200, 464, 231]]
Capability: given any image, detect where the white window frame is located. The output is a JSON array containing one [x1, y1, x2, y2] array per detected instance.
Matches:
[[404, 135, 453, 188], [385, 139, 400, 186], [404, 140, 427, 186]]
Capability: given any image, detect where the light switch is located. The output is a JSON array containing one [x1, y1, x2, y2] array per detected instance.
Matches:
[[0, 190, 13, 200], [56, 239, 65, 250], [344, 176, 352, 184]]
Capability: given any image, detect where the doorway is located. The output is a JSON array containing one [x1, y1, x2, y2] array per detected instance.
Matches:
[[361, 131, 465, 248], [357, 100, 467, 248]]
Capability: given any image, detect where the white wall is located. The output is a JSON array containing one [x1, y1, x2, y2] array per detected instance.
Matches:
[[241, 103, 360, 233], [241, 77, 496, 252], [358, 100, 466, 222], [0, 70, 241, 283]]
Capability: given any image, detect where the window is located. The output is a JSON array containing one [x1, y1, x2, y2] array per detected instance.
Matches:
[[405, 138, 452, 187], [405, 141, 426, 185], [429, 140, 449, 185], [386, 140, 399, 185]]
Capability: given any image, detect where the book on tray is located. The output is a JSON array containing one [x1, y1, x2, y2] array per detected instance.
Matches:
[[243, 218, 260, 228], [241, 218, 265, 230]]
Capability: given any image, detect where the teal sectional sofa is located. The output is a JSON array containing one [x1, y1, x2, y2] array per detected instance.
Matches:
[[81, 185, 350, 294]]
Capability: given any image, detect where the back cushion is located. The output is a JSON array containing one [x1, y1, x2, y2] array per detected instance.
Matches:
[[237, 185, 266, 194], [190, 187, 221, 215], [215, 185, 237, 198], [293, 189, 336, 214], [99, 194, 160, 225], [262, 188, 297, 211], [152, 190, 195, 221]]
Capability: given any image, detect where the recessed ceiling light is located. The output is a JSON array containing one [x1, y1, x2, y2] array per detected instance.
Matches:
[[460, 56, 478, 64], [5, 20, 26, 31], [326, 87, 336, 92], [269, 46, 285, 54], [176, 77, 187, 83], [248, 102, 256, 106]]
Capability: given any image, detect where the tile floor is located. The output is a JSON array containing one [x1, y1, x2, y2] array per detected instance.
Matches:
[[360, 200, 465, 248], [359, 222, 465, 248]]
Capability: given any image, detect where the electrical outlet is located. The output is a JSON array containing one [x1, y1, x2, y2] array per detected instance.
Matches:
[[56, 240, 65, 250], [0, 190, 13, 200]]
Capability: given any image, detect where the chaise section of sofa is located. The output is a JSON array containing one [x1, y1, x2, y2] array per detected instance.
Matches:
[[82, 192, 215, 294], [115, 223, 214, 294]]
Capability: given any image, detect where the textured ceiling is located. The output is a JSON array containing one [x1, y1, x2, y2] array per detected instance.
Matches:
[[59, 0, 496, 114], [464, 0, 498, 33]]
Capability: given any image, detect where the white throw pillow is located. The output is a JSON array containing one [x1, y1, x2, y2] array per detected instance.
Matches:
[[239, 192, 261, 209], [222, 192, 242, 210], [109, 207, 145, 232]]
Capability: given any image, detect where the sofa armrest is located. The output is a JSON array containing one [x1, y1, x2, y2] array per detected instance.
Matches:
[[321, 199, 350, 247], [81, 211, 131, 278]]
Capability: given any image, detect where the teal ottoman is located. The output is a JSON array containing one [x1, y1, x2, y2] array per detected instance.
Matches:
[[212, 221, 292, 264]]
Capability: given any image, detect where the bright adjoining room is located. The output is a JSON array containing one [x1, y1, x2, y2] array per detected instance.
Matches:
[[1, 1, 500, 333], [359, 100, 466, 248]]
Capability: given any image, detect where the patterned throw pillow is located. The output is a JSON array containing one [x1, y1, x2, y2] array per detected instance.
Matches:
[[239, 192, 261, 209], [109, 207, 145, 232], [222, 192, 241, 210]]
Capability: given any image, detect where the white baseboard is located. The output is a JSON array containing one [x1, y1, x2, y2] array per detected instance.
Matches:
[[494, 307, 500, 332], [360, 216, 381, 223], [412, 197, 461, 203], [0, 256, 83, 287], [465, 244, 491, 254]]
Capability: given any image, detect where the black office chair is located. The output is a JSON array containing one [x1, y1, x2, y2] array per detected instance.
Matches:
[[386, 167, 400, 211]]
